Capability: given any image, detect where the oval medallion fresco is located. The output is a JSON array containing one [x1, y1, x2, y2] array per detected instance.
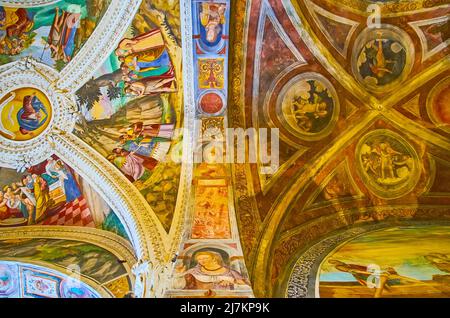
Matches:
[[277, 73, 339, 141], [0, 88, 52, 141], [352, 26, 414, 92], [427, 77, 450, 132], [356, 130, 420, 199]]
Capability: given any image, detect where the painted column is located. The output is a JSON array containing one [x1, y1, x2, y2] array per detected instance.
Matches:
[[166, 0, 254, 298]]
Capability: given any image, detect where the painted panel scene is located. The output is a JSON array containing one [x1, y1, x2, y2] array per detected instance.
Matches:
[[0, 0, 450, 301], [74, 1, 183, 232], [0, 0, 110, 70], [319, 226, 450, 298], [0, 155, 129, 239]]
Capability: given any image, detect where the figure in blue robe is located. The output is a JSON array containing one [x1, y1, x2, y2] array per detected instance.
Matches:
[[61, 167, 82, 202], [17, 95, 48, 134]]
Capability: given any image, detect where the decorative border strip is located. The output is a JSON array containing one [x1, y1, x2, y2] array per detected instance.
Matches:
[[165, 0, 254, 298]]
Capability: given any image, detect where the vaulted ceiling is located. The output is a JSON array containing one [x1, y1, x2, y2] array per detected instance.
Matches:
[[228, 0, 450, 297], [0, 0, 186, 298], [0, 0, 449, 298]]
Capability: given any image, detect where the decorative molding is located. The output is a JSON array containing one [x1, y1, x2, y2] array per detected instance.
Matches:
[[57, 0, 142, 93], [228, 0, 263, 278], [305, 0, 359, 58]]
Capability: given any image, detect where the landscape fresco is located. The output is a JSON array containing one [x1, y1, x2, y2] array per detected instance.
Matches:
[[0, 238, 129, 284], [319, 226, 450, 298]]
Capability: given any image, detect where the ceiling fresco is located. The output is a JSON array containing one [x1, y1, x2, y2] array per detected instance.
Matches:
[[0, 88, 52, 141], [0, 0, 448, 300], [0, 0, 110, 70], [227, 0, 450, 297], [0, 0, 189, 298], [74, 0, 183, 232], [0, 238, 132, 297], [0, 154, 129, 240]]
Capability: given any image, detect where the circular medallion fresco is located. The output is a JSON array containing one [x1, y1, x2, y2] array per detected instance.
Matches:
[[356, 130, 420, 199], [277, 73, 339, 140], [198, 90, 225, 115], [0, 88, 52, 141], [427, 77, 450, 132], [352, 26, 414, 92]]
